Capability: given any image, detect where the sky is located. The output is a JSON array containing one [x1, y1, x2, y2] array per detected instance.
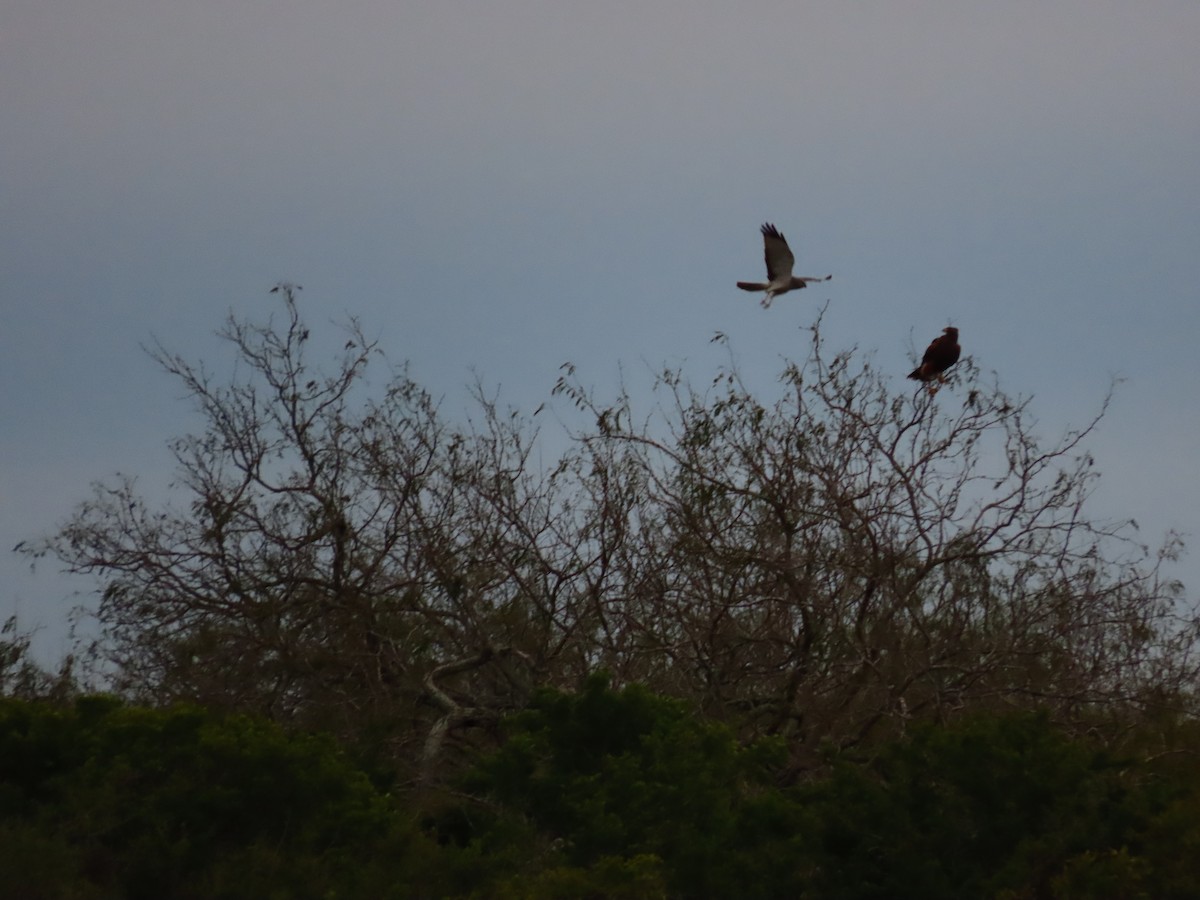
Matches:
[[3, 1, 1199, 666]]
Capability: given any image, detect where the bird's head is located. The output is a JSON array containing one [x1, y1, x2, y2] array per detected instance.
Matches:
[[943, 326, 959, 340]]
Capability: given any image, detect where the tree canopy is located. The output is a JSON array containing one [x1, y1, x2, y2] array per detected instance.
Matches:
[[10, 284, 1198, 894], [0, 695, 432, 898], [22, 287, 1194, 782], [5, 687, 1200, 898]]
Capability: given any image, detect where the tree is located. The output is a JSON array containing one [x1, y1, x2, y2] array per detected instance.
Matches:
[[445, 673, 800, 898], [551, 323, 1197, 763], [23, 289, 1197, 778], [0, 616, 75, 701], [436, 683, 1200, 899], [0, 696, 436, 899]]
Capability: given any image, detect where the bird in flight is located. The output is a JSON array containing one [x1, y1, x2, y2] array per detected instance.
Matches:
[[737, 223, 832, 308], [908, 326, 961, 394]]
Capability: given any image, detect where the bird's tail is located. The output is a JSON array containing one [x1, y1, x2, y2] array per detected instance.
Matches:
[[907, 367, 925, 381], [736, 281, 767, 292]]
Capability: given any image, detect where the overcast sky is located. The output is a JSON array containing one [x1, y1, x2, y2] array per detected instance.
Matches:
[[4, 1, 1198, 665]]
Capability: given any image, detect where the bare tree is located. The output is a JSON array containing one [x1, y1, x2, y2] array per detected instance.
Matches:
[[24, 291, 1197, 778], [552, 320, 1198, 763]]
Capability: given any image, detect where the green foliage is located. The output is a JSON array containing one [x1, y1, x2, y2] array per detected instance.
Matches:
[[4, 682, 1200, 898], [447, 682, 1200, 899], [0, 615, 74, 701], [449, 674, 806, 898], [0, 696, 435, 899], [799, 712, 1200, 899], [490, 854, 668, 899]]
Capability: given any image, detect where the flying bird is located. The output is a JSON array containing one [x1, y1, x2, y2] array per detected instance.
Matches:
[[908, 327, 961, 392], [737, 223, 832, 308]]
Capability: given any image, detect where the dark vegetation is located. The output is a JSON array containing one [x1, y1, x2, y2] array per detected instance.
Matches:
[[4, 684, 1200, 898], [6, 286, 1198, 897]]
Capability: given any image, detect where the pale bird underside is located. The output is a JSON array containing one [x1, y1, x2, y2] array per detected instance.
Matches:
[[737, 222, 832, 308]]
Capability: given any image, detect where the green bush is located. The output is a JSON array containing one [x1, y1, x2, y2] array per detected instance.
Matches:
[[445, 674, 806, 898], [0, 696, 434, 899], [448, 682, 1200, 899], [798, 712, 1200, 899], [4, 686, 1200, 898]]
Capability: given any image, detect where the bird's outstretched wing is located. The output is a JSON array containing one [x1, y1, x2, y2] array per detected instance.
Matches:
[[760, 223, 796, 282]]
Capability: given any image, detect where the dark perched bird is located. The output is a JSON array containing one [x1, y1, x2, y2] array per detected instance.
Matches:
[[737, 223, 832, 308], [908, 327, 961, 388]]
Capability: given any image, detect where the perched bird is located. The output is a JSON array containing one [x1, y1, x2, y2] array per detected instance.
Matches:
[[908, 327, 961, 392], [737, 223, 832, 308]]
